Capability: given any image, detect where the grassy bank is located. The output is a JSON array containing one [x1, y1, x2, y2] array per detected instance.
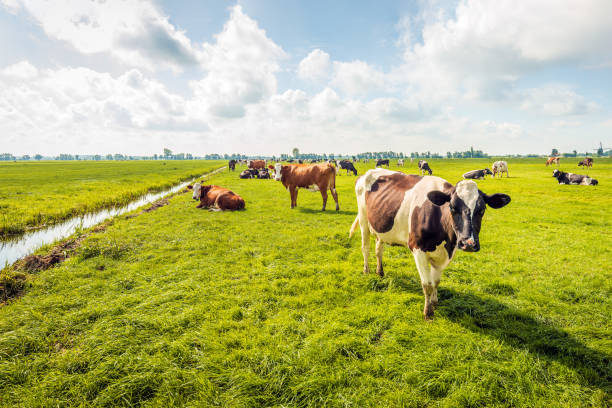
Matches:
[[0, 158, 610, 406], [0, 160, 224, 236]]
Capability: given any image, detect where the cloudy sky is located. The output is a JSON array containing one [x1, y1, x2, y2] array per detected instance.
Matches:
[[1, 0, 611, 156]]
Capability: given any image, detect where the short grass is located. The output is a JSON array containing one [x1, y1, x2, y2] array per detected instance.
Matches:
[[0, 160, 224, 236], [0, 158, 610, 407]]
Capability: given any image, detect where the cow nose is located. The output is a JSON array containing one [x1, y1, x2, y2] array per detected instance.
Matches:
[[465, 238, 475, 246], [459, 238, 479, 252]]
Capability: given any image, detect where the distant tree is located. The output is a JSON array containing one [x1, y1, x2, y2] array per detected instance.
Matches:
[[163, 148, 172, 158], [93, 155, 102, 160], [21, 155, 30, 160], [292, 147, 299, 158], [573, 150, 577, 157], [551, 148, 559, 156], [34, 154, 42, 160], [106, 154, 113, 160], [153, 154, 158, 160]]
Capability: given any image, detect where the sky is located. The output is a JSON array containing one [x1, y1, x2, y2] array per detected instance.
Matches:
[[1, 0, 611, 157]]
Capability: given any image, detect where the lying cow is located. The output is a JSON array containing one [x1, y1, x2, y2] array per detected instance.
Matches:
[[239, 169, 258, 179], [463, 168, 493, 180], [578, 158, 593, 168], [274, 163, 339, 211], [336, 159, 358, 176], [258, 169, 271, 179], [546, 157, 560, 166], [376, 159, 390, 167], [228, 159, 237, 171], [491, 160, 508, 178], [188, 183, 245, 211], [349, 169, 510, 319], [552, 169, 598, 185], [418, 160, 432, 175]]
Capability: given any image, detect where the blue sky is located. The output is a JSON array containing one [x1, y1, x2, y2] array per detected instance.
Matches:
[[1, 0, 611, 156]]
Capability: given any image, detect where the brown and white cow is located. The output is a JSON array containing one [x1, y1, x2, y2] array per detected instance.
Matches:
[[188, 183, 245, 211], [248, 160, 266, 170], [491, 160, 508, 178], [546, 157, 560, 166], [274, 163, 339, 211], [578, 158, 593, 168], [349, 169, 510, 319]]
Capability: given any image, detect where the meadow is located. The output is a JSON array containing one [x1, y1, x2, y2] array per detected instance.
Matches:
[[0, 160, 225, 237], [0, 158, 610, 407]]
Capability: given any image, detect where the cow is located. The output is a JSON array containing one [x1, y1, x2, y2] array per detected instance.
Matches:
[[258, 169, 271, 179], [578, 158, 593, 168], [463, 168, 493, 180], [491, 161, 509, 178], [546, 157, 560, 166], [397, 159, 404, 167], [552, 169, 598, 185], [274, 163, 339, 211], [376, 159, 390, 167], [418, 160, 432, 175], [187, 183, 245, 211], [248, 159, 266, 170], [228, 159, 237, 171], [239, 169, 256, 179], [349, 169, 511, 319], [336, 159, 358, 176]]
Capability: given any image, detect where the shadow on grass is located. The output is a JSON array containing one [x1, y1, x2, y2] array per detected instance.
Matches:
[[436, 288, 611, 395], [296, 207, 357, 216]]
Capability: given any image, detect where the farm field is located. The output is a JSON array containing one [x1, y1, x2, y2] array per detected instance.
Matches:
[[0, 158, 610, 407], [0, 160, 225, 237]]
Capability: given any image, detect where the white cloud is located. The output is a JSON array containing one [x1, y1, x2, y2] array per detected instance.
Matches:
[[519, 85, 599, 116], [331, 60, 386, 97], [1, 60, 38, 78], [3, 0, 200, 71], [298, 49, 331, 81]]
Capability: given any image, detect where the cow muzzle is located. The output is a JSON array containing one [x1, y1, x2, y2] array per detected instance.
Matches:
[[458, 237, 479, 252]]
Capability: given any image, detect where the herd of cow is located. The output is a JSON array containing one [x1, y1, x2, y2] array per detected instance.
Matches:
[[187, 156, 599, 320]]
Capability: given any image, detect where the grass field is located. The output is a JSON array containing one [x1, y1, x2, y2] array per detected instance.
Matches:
[[0, 160, 225, 237], [0, 158, 610, 407]]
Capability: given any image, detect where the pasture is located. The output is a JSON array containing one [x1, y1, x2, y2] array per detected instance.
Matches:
[[0, 158, 610, 407], [0, 160, 225, 237]]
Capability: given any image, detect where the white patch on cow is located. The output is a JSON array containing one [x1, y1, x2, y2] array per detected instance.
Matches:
[[306, 184, 320, 192], [455, 180, 479, 214], [363, 168, 396, 191], [274, 163, 282, 181], [192, 182, 201, 200]]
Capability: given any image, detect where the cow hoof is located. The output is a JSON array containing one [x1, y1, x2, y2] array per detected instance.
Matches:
[[336, 206, 339, 211], [431, 300, 438, 308], [363, 267, 370, 274], [423, 306, 434, 321], [376, 269, 384, 277]]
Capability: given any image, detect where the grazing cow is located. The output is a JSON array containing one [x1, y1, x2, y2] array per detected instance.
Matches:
[[188, 183, 245, 211], [336, 159, 358, 176], [552, 169, 598, 185], [228, 159, 237, 171], [248, 159, 266, 170], [491, 161, 509, 178], [418, 160, 433, 175], [578, 158, 593, 168], [546, 157, 560, 166], [397, 159, 404, 167], [258, 169, 271, 179], [463, 168, 493, 180], [274, 163, 339, 211], [349, 169, 510, 319], [376, 159, 390, 167]]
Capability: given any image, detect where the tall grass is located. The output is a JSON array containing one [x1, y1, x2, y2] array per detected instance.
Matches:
[[0, 158, 610, 406]]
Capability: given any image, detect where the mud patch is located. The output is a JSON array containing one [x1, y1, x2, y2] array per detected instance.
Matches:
[[16, 234, 88, 273], [125, 197, 169, 219]]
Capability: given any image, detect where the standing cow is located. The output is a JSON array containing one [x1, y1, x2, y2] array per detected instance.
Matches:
[[418, 160, 432, 175], [274, 163, 339, 211], [397, 159, 404, 167], [546, 157, 560, 166], [248, 160, 266, 170], [492, 161, 509, 178], [578, 158, 593, 168], [228, 159, 237, 171], [349, 169, 510, 319], [336, 160, 358, 176], [376, 159, 390, 167]]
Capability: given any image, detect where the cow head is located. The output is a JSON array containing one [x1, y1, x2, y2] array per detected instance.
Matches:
[[552, 169, 561, 179], [484, 168, 493, 175], [427, 180, 510, 252], [274, 163, 283, 181], [190, 182, 202, 200]]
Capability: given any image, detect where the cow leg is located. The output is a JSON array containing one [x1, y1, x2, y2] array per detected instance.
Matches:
[[290, 186, 297, 208], [375, 238, 384, 277], [330, 186, 339, 211], [430, 266, 442, 308], [320, 188, 328, 211], [413, 250, 434, 320]]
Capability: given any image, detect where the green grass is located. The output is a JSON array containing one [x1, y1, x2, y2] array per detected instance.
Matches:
[[0, 158, 610, 407], [0, 160, 225, 236]]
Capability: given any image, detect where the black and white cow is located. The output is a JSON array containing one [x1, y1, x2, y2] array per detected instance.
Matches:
[[463, 168, 493, 180], [239, 169, 258, 179], [552, 169, 598, 185], [336, 159, 358, 176], [258, 169, 271, 179], [376, 159, 390, 167], [228, 159, 237, 171], [349, 169, 510, 319], [397, 159, 404, 167], [418, 160, 433, 175]]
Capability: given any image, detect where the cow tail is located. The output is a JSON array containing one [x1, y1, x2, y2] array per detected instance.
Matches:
[[349, 215, 360, 238]]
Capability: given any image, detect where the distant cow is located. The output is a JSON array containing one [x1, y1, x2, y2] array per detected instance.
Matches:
[[239, 169, 256, 179], [228, 159, 237, 171], [349, 169, 510, 319], [274, 163, 339, 211], [258, 169, 271, 179], [546, 157, 560, 166], [188, 183, 245, 211], [463, 168, 493, 180], [418, 160, 432, 175], [248, 160, 266, 170], [376, 159, 390, 167], [397, 159, 404, 167], [578, 158, 593, 168], [552, 169, 598, 185], [492, 161, 509, 178], [336, 160, 358, 176]]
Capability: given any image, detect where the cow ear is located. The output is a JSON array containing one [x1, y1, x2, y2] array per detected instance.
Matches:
[[483, 193, 511, 209], [427, 191, 451, 206], [187, 184, 193, 190]]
